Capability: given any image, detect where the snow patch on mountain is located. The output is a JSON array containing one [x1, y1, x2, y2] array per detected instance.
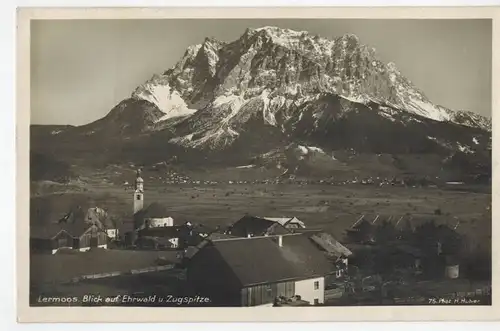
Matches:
[[295, 145, 333, 157], [115, 26, 490, 151], [457, 143, 474, 154], [403, 97, 452, 122], [427, 136, 452, 149], [133, 80, 197, 121]]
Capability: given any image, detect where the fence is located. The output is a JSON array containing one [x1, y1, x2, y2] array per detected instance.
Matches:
[[63, 264, 176, 284]]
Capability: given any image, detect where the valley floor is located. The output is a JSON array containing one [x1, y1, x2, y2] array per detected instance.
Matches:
[[29, 179, 492, 307], [35, 180, 490, 240]]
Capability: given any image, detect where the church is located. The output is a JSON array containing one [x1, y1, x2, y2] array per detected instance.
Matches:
[[124, 169, 177, 248]]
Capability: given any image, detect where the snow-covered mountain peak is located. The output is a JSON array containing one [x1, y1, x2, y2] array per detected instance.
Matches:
[[125, 25, 490, 145]]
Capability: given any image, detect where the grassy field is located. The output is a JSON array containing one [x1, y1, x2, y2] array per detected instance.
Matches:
[[30, 249, 180, 284], [31, 176, 491, 242], [30, 268, 188, 306], [28, 162, 492, 306]]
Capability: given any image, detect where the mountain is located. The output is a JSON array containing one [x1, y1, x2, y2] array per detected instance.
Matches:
[[31, 26, 492, 182]]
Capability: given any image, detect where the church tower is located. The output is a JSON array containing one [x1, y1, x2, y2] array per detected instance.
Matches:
[[133, 169, 144, 214]]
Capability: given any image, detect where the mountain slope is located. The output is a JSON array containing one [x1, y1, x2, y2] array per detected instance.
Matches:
[[31, 26, 492, 181]]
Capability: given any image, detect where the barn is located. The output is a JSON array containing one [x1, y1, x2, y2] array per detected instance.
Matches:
[[30, 208, 109, 254], [30, 222, 108, 254], [186, 233, 335, 306]]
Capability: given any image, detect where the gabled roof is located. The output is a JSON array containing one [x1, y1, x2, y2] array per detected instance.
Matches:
[[137, 226, 181, 238], [30, 207, 104, 239], [351, 219, 375, 232], [290, 228, 322, 235], [262, 217, 305, 228], [31, 221, 99, 239], [135, 202, 169, 219], [190, 233, 334, 287], [184, 232, 237, 259], [190, 223, 216, 235], [309, 232, 353, 258], [228, 215, 291, 238]]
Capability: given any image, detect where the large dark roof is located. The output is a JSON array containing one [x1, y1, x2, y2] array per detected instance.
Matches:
[[228, 215, 290, 238], [194, 233, 334, 287], [309, 232, 353, 258], [137, 226, 181, 238], [135, 202, 170, 219], [184, 232, 238, 259]]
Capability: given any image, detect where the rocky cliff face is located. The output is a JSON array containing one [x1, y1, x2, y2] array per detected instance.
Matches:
[[117, 26, 490, 150], [34, 26, 491, 180]]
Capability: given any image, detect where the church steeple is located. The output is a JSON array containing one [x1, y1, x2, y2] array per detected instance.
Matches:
[[133, 169, 144, 214]]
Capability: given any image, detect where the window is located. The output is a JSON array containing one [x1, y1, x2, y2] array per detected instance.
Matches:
[[314, 281, 319, 290], [136, 195, 141, 200], [314, 299, 319, 305]]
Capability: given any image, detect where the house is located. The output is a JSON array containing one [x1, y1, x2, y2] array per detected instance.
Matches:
[[136, 226, 181, 249], [134, 202, 174, 230], [30, 208, 108, 254], [309, 231, 353, 278], [186, 233, 335, 306], [262, 217, 306, 229], [226, 215, 291, 238], [85, 206, 120, 240]]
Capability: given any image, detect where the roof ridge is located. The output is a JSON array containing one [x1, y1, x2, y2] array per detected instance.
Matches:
[[211, 232, 304, 242]]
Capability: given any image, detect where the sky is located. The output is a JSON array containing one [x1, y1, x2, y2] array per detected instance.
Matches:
[[30, 19, 492, 125]]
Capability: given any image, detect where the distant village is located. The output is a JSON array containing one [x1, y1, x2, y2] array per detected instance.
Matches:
[[30, 169, 491, 307]]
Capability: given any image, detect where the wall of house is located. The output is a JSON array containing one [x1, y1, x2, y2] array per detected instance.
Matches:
[[294, 277, 324, 305], [169, 238, 179, 248], [106, 229, 118, 239], [51, 231, 76, 252], [241, 281, 295, 307], [79, 226, 108, 249], [145, 217, 174, 228]]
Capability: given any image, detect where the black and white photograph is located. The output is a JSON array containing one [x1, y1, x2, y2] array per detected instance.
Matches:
[[22, 9, 494, 316]]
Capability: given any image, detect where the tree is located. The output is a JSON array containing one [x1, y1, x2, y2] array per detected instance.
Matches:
[[345, 219, 375, 244], [375, 220, 397, 243], [413, 220, 463, 256]]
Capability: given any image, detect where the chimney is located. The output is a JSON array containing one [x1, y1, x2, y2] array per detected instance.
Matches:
[[278, 235, 283, 247]]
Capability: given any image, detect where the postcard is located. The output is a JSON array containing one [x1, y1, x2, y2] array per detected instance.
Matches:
[[17, 6, 500, 322]]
